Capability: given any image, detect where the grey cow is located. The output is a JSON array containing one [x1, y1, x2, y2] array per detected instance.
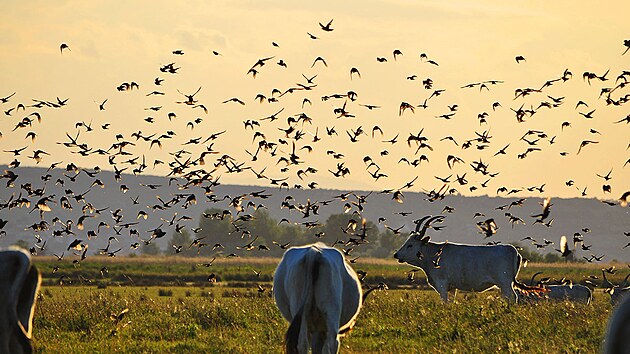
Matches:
[[394, 215, 530, 303], [0, 247, 41, 354], [522, 272, 592, 304], [273, 243, 363, 354]]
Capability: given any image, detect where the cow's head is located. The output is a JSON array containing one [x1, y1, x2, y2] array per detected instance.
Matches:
[[605, 272, 630, 306], [394, 215, 443, 267]]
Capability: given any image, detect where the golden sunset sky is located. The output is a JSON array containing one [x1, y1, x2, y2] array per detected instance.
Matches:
[[0, 0, 628, 199]]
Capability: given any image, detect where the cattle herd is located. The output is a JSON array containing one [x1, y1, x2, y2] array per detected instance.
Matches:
[[1, 11, 629, 353], [2, 225, 630, 353]]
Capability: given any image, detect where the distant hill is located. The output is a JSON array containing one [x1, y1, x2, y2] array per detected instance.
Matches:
[[1, 165, 628, 261]]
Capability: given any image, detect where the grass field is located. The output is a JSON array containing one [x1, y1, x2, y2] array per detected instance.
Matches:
[[31, 257, 623, 353]]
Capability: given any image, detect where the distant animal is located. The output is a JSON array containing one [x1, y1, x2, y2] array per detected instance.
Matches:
[[602, 272, 630, 306], [394, 215, 532, 303], [543, 284, 592, 304], [273, 242, 362, 354], [523, 272, 592, 304], [0, 248, 41, 354], [602, 292, 630, 353]]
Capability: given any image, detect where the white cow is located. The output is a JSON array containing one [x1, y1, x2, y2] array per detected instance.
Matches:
[[273, 242, 362, 354], [0, 248, 41, 354], [603, 292, 630, 353], [394, 215, 530, 303]]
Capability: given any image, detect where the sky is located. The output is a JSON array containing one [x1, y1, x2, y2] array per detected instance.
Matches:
[[0, 0, 628, 199]]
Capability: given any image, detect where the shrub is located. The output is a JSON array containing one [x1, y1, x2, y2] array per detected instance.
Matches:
[[158, 288, 173, 297]]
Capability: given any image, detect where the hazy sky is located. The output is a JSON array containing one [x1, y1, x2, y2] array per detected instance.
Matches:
[[0, 0, 628, 199]]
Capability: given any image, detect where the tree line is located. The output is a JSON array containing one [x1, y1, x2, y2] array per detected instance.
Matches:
[[140, 208, 408, 258]]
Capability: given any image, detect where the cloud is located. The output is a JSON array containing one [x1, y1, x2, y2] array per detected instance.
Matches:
[[174, 29, 228, 51]]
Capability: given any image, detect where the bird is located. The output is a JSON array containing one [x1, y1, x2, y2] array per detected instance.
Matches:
[[311, 56, 327, 68], [97, 99, 108, 110], [556, 235, 572, 258], [399, 102, 415, 116], [393, 49, 403, 60], [532, 197, 552, 221], [477, 218, 498, 238], [222, 97, 245, 105], [515, 55, 526, 63], [596, 169, 613, 181], [579, 109, 596, 119], [319, 19, 334, 32], [60, 43, 70, 54], [577, 140, 598, 155], [0, 92, 16, 103]]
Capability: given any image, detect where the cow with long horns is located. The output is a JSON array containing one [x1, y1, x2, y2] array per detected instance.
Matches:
[[602, 271, 630, 306], [524, 272, 592, 304], [394, 215, 531, 303]]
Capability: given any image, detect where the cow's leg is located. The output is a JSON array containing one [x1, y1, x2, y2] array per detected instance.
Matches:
[[433, 281, 449, 302], [319, 306, 341, 353], [322, 325, 340, 353], [501, 283, 517, 303], [311, 331, 325, 354], [297, 319, 310, 354]]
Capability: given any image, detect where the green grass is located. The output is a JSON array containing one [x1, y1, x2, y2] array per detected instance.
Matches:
[[35, 286, 285, 353], [30, 258, 620, 353], [33, 287, 611, 353], [33, 288, 613, 353]]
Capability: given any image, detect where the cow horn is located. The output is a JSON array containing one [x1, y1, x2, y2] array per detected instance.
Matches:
[[602, 270, 615, 288], [413, 215, 433, 233], [530, 271, 543, 286], [419, 215, 445, 237]]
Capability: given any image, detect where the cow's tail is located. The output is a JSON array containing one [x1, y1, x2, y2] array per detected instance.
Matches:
[[285, 250, 322, 354], [514, 248, 523, 280], [513, 248, 549, 295]]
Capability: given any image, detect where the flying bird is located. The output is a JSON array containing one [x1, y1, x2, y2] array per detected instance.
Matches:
[[311, 56, 327, 68], [60, 43, 70, 54], [576, 140, 598, 155], [319, 19, 334, 32], [350, 67, 361, 79]]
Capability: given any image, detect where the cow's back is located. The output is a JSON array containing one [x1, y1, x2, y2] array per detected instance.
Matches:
[[548, 285, 592, 304], [273, 244, 361, 323], [434, 243, 519, 291], [273, 245, 316, 322], [318, 248, 361, 330]]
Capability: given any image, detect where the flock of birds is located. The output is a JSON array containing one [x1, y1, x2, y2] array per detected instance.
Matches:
[[0, 19, 629, 287]]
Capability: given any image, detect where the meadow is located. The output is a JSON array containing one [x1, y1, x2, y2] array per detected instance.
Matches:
[[32, 257, 623, 353]]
